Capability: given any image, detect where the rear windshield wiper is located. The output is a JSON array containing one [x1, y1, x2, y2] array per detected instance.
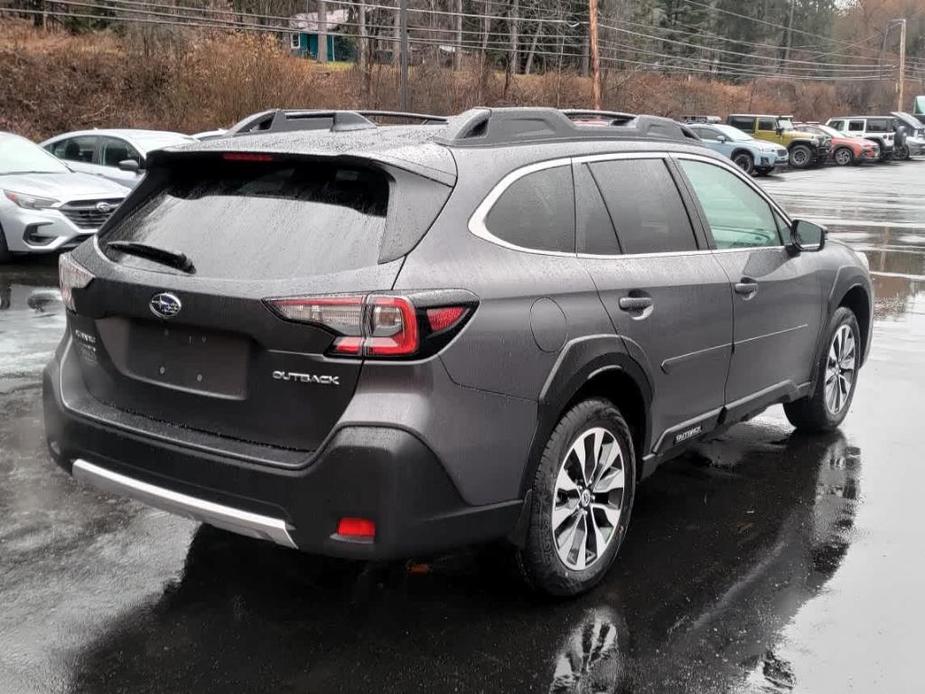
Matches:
[[106, 240, 196, 274]]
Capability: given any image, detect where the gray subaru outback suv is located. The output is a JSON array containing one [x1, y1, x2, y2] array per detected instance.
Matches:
[[43, 108, 872, 596]]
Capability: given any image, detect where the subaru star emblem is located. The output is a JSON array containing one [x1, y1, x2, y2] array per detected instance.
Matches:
[[150, 292, 182, 319], [95, 201, 116, 214]]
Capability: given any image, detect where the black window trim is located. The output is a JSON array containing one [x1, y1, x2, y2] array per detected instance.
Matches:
[[470, 152, 719, 259], [669, 153, 791, 252]]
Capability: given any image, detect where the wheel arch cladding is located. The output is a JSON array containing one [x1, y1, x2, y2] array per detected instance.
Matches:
[[838, 284, 871, 362], [524, 336, 653, 495]]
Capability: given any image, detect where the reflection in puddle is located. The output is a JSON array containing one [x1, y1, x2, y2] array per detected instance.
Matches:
[[548, 608, 625, 693]]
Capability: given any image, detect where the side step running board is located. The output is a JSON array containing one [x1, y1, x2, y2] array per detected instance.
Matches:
[[72, 459, 298, 549]]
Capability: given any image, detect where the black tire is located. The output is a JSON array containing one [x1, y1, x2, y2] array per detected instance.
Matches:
[[833, 147, 854, 167], [789, 144, 813, 169], [893, 144, 911, 161], [732, 151, 754, 175], [754, 167, 774, 176], [784, 307, 861, 433], [0, 226, 11, 264], [516, 398, 636, 597]]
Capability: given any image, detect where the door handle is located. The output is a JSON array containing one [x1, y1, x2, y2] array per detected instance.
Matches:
[[734, 280, 759, 296], [619, 296, 654, 311]]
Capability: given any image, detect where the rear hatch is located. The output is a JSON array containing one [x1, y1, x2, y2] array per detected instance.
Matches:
[[65, 151, 453, 454]]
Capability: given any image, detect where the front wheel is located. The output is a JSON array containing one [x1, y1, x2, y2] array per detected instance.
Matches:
[[732, 151, 754, 175], [784, 307, 861, 432], [893, 144, 911, 161], [754, 166, 774, 176], [789, 144, 813, 169], [516, 398, 636, 597], [833, 147, 854, 166]]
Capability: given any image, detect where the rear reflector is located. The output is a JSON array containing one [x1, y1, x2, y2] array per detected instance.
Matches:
[[337, 517, 376, 539], [426, 306, 467, 333]]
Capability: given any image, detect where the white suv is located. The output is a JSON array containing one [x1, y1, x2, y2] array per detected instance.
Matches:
[[825, 116, 894, 161]]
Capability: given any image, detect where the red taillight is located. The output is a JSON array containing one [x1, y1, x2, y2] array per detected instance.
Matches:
[[222, 152, 274, 162], [426, 306, 467, 333], [366, 295, 418, 356], [266, 294, 421, 358], [337, 517, 376, 539]]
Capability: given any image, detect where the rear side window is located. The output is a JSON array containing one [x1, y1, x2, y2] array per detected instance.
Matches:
[[103, 161, 394, 279], [829, 120, 844, 131], [485, 165, 575, 253], [51, 136, 97, 163], [588, 158, 697, 255], [728, 116, 753, 131], [848, 120, 865, 132]]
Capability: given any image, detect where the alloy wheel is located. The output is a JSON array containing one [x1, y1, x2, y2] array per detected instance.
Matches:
[[551, 427, 625, 570], [824, 324, 856, 415], [834, 148, 852, 166]]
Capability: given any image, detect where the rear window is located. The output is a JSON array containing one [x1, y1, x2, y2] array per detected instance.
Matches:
[[588, 159, 698, 255], [102, 160, 434, 279]]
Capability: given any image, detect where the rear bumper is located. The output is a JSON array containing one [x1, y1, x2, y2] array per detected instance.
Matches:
[[43, 350, 523, 560]]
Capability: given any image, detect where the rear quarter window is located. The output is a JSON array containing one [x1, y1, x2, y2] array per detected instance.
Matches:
[[484, 165, 575, 253], [101, 159, 445, 279]]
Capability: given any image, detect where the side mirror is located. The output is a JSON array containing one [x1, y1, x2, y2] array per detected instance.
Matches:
[[789, 219, 826, 252], [716, 135, 727, 143], [117, 159, 141, 173]]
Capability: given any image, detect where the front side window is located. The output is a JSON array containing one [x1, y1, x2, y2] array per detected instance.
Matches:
[[484, 165, 575, 253], [693, 127, 720, 141], [758, 118, 776, 131], [589, 158, 697, 255], [678, 159, 781, 250], [50, 136, 97, 163], [100, 137, 143, 168]]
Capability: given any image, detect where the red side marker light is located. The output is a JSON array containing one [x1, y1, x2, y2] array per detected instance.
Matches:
[[426, 306, 467, 333], [337, 517, 376, 539]]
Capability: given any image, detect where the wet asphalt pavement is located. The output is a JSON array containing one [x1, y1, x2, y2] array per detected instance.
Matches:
[[1, 161, 924, 693]]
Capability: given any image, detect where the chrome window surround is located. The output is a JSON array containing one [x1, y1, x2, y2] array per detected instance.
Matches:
[[467, 151, 792, 260]]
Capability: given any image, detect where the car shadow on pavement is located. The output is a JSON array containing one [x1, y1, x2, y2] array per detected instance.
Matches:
[[67, 423, 860, 694]]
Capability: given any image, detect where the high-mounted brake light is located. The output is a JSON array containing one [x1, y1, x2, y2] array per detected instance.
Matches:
[[222, 152, 275, 162]]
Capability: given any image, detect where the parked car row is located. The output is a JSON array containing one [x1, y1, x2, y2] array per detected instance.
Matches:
[[681, 111, 925, 173]]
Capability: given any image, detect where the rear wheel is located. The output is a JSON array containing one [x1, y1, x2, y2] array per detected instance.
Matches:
[[732, 151, 754, 175], [893, 144, 911, 161], [833, 147, 854, 166], [784, 307, 860, 432], [0, 226, 12, 264], [789, 144, 813, 169], [516, 398, 636, 597]]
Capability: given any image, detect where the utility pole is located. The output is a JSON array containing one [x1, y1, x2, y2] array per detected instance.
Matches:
[[399, 0, 409, 110], [783, 0, 795, 73], [317, 0, 328, 63], [897, 18, 907, 111], [588, 0, 601, 109]]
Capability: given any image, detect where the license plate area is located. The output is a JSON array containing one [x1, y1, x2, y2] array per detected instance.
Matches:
[[99, 318, 251, 399]]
